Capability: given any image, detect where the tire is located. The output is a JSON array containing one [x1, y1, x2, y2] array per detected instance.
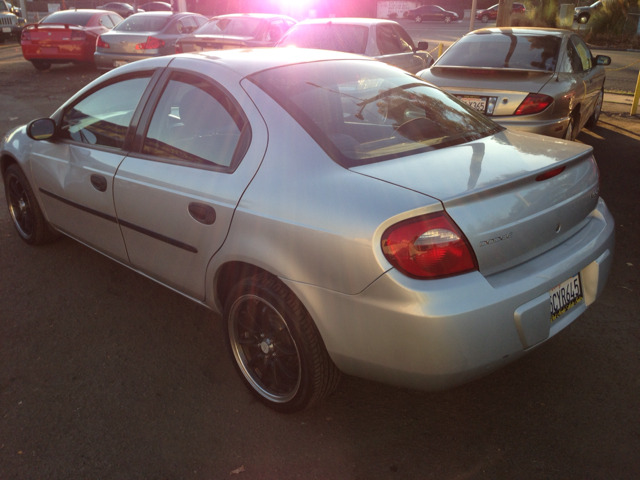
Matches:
[[444, 15, 452, 24], [586, 90, 603, 129], [564, 112, 579, 141], [4, 164, 58, 245], [225, 274, 340, 412], [414, 15, 422, 23], [31, 60, 51, 71], [481, 15, 489, 23], [578, 14, 589, 24]]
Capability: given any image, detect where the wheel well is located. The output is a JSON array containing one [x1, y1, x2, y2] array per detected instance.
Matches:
[[215, 261, 278, 311], [1, 154, 19, 180]]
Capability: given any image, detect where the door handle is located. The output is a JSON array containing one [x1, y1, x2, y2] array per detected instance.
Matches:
[[90, 174, 108, 192], [188, 202, 216, 225]]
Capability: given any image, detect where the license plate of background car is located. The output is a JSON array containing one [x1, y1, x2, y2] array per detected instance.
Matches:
[[549, 273, 583, 322], [457, 96, 487, 113], [2, 27, 10, 33]]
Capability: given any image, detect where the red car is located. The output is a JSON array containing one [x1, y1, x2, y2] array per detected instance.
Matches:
[[21, 9, 123, 70], [476, 3, 526, 23]]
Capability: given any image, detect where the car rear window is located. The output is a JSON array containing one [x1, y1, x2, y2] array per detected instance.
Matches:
[[42, 11, 95, 26], [249, 59, 502, 167], [437, 34, 561, 72], [278, 24, 369, 55], [114, 14, 170, 32]]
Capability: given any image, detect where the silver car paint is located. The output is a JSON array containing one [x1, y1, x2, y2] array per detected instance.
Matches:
[[1, 50, 615, 392]]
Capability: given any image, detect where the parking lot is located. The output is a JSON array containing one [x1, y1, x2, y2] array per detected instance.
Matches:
[[1, 39, 639, 480]]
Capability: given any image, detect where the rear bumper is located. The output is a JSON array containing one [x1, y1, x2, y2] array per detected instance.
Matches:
[[494, 114, 570, 138], [94, 52, 156, 70], [287, 198, 614, 391]]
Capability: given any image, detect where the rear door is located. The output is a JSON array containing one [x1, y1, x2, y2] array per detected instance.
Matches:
[[113, 60, 268, 300]]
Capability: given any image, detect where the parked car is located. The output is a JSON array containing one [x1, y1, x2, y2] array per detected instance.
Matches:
[[95, 11, 206, 69], [0, 5, 22, 42], [98, 2, 137, 18], [139, 1, 172, 11], [476, 2, 526, 23], [574, 0, 603, 24], [405, 5, 459, 23], [1, 0, 21, 16], [276, 18, 433, 73], [174, 13, 296, 53], [1, 48, 614, 411], [20, 9, 123, 70], [419, 27, 611, 140]]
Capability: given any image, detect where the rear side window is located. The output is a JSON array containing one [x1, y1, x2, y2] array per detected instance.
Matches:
[[249, 59, 502, 167]]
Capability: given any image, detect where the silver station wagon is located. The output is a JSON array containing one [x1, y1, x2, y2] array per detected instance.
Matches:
[[1, 48, 614, 411]]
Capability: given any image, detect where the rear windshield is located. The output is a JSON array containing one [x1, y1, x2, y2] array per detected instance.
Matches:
[[195, 16, 264, 36], [437, 33, 562, 72], [249, 59, 502, 167], [114, 14, 170, 32], [278, 24, 369, 54], [42, 11, 94, 26]]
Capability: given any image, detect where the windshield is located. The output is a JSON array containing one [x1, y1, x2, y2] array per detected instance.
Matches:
[[249, 59, 502, 167], [436, 33, 561, 72], [278, 24, 368, 54], [114, 14, 170, 32]]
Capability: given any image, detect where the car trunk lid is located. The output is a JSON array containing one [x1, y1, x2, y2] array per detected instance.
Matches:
[[351, 129, 600, 276], [423, 66, 555, 116]]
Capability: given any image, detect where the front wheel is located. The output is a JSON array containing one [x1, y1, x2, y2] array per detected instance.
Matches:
[[481, 14, 489, 23], [414, 15, 423, 23], [225, 274, 340, 412], [4, 164, 58, 245], [578, 14, 589, 24], [444, 15, 452, 24]]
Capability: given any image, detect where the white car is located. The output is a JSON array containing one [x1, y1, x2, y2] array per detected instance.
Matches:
[[1, 48, 614, 411]]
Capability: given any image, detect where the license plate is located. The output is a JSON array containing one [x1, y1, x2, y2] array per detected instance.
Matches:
[[549, 274, 583, 322], [2, 27, 10, 33], [458, 96, 487, 113], [41, 47, 58, 54]]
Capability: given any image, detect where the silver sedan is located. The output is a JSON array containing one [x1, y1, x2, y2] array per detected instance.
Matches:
[[419, 27, 611, 140], [1, 48, 614, 412]]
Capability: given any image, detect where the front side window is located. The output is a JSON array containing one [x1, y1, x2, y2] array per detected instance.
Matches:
[[142, 73, 247, 169], [376, 24, 413, 55], [59, 75, 152, 148], [249, 59, 502, 167], [571, 36, 593, 71]]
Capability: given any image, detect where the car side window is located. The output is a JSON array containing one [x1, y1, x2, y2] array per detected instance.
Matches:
[[571, 36, 593, 71], [142, 74, 246, 169], [100, 14, 115, 28], [376, 24, 412, 55], [564, 40, 585, 73], [59, 75, 152, 149]]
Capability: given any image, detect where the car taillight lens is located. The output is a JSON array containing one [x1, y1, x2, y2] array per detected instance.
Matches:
[[382, 212, 477, 279], [514, 93, 554, 115], [96, 36, 109, 49], [21, 30, 31, 41], [136, 36, 165, 50]]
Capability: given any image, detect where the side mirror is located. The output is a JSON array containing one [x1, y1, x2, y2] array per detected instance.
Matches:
[[27, 118, 56, 141], [417, 41, 429, 51], [595, 55, 611, 66]]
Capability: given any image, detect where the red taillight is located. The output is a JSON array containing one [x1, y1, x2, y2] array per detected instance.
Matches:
[[514, 93, 554, 115], [136, 36, 165, 50], [536, 165, 566, 181], [381, 212, 477, 279], [96, 35, 109, 49]]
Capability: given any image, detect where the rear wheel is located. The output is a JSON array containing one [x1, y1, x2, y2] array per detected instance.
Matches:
[[31, 60, 51, 71], [444, 15, 452, 24], [481, 14, 489, 23], [414, 15, 423, 23], [577, 13, 589, 24], [564, 112, 580, 141], [4, 164, 58, 245], [225, 274, 340, 412], [586, 90, 604, 129]]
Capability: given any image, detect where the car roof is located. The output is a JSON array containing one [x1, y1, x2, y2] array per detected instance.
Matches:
[[467, 27, 570, 38], [294, 17, 399, 26], [212, 13, 296, 20], [175, 47, 374, 77]]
